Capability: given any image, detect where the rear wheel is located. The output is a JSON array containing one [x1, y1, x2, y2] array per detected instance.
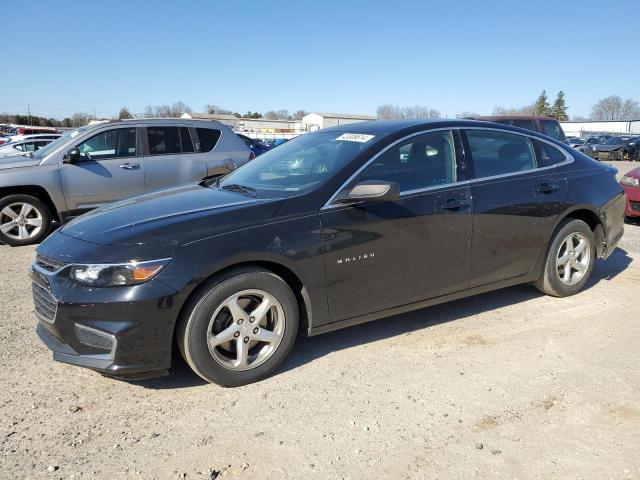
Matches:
[[534, 219, 596, 297], [177, 268, 299, 386], [0, 194, 51, 246]]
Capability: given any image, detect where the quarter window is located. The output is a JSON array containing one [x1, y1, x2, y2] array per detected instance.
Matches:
[[77, 128, 137, 160], [359, 130, 456, 192], [540, 120, 566, 141], [196, 128, 221, 152], [533, 139, 567, 167], [465, 129, 536, 178]]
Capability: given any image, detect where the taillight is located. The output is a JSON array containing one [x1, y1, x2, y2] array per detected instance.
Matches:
[[248, 151, 256, 161]]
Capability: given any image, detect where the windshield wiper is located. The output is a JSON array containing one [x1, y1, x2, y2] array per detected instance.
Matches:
[[220, 183, 259, 198]]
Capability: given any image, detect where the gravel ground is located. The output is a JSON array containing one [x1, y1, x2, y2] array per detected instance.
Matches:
[[1, 162, 639, 479]]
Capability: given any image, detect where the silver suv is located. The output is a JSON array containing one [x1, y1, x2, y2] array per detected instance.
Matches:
[[0, 118, 252, 246]]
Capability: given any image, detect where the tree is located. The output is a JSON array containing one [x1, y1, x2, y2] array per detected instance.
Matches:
[[492, 103, 535, 115], [118, 107, 133, 119], [143, 101, 192, 118], [455, 111, 480, 118], [376, 104, 440, 120], [533, 90, 551, 116], [70, 112, 92, 127], [292, 110, 308, 120], [550, 91, 568, 121], [590, 95, 640, 120], [204, 104, 220, 114]]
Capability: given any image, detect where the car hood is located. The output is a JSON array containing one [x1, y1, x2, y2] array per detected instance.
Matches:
[[60, 183, 284, 246], [595, 144, 623, 152], [0, 154, 40, 169], [623, 167, 640, 180]]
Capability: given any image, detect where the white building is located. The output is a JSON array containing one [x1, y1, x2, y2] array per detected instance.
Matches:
[[560, 120, 640, 138], [302, 112, 377, 131]]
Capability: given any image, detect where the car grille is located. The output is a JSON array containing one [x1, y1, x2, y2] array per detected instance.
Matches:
[[31, 269, 58, 323], [630, 201, 640, 212], [35, 254, 66, 273]]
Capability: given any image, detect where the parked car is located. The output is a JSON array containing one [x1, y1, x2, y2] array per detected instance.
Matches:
[[593, 136, 639, 161], [620, 168, 640, 217], [0, 118, 252, 246], [0, 138, 56, 156], [567, 137, 582, 147], [465, 115, 569, 144], [3, 133, 62, 144], [32, 119, 625, 386], [237, 134, 270, 157]]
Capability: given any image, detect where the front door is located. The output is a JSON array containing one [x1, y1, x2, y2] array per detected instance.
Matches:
[[321, 129, 472, 322], [59, 127, 145, 214]]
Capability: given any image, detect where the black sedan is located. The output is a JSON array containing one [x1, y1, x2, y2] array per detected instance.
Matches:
[[33, 119, 625, 386], [593, 136, 639, 161]]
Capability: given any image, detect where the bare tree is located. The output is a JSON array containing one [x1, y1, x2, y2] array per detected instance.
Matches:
[[571, 115, 589, 121], [492, 104, 536, 116], [143, 101, 192, 118], [118, 107, 133, 120], [292, 110, 308, 120], [590, 95, 640, 120], [70, 112, 92, 127], [376, 104, 403, 119], [204, 104, 220, 114], [455, 111, 480, 118]]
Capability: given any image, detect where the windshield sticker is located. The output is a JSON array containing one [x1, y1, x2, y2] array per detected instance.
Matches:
[[336, 133, 375, 143]]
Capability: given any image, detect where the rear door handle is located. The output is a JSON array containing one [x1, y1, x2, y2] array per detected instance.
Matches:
[[119, 163, 140, 170], [443, 198, 470, 210], [536, 182, 560, 193]]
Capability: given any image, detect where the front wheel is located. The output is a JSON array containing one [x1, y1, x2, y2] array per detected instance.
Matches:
[[177, 269, 299, 386], [0, 194, 52, 246], [534, 219, 596, 297]]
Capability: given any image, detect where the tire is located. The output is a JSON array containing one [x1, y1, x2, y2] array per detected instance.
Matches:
[[177, 268, 299, 386], [534, 219, 596, 297], [0, 194, 52, 246]]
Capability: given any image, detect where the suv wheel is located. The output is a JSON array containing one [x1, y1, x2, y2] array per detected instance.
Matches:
[[0, 194, 52, 246], [534, 219, 596, 297], [177, 268, 299, 386]]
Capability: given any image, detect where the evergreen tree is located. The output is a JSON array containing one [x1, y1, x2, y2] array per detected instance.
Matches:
[[551, 91, 569, 120], [533, 90, 551, 116], [118, 107, 133, 119]]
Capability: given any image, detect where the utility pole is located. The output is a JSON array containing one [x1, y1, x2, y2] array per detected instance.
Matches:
[[27, 104, 31, 126]]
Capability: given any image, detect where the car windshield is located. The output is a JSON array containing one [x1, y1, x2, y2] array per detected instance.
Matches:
[[217, 131, 378, 198], [32, 127, 88, 160], [605, 137, 622, 145]]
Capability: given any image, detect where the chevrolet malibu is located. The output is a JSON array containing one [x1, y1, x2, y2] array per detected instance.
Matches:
[[33, 119, 625, 386]]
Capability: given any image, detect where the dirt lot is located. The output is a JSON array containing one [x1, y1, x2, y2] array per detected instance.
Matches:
[[1, 162, 640, 480]]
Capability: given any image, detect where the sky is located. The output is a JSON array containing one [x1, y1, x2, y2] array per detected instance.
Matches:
[[1, 0, 638, 120]]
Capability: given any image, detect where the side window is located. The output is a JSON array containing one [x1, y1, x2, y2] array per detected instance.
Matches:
[[180, 127, 194, 153], [147, 127, 180, 155], [77, 128, 137, 160], [465, 129, 536, 178], [512, 119, 536, 131], [196, 128, 221, 152], [359, 130, 456, 192], [540, 120, 566, 141], [533, 139, 567, 167]]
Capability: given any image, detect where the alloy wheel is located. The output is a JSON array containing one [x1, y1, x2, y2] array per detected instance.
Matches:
[[0, 202, 44, 241], [556, 232, 591, 286], [206, 289, 285, 371]]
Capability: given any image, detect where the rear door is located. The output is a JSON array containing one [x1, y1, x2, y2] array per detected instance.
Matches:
[[143, 125, 207, 192], [59, 126, 145, 214], [321, 129, 472, 322], [462, 128, 568, 287]]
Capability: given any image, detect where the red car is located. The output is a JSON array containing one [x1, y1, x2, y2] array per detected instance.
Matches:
[[620, 167, 640, 217]]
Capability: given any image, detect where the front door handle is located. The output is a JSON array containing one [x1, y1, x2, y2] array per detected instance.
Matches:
[[536, 182, 560, 193], [119, 163, 140, 170], [443, 198, 470, 210]]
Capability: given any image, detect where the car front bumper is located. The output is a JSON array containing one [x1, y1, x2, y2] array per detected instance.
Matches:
[[32, 235, 182, 379], [621, 184, 640, 217]]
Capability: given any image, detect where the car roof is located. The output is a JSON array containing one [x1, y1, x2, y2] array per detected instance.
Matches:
[[466, 115, 558, 121]]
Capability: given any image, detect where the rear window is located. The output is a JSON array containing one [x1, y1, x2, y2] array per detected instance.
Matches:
[[512, 119, 536, 131], [540, 120, 567, 141], [148, 127, 181, 155], [196, 128, 221, 152], [465, 129, 536, 178]]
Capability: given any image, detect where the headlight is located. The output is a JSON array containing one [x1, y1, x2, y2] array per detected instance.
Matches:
[[620, 176, 640, 188], [68, 258, 171, 287]]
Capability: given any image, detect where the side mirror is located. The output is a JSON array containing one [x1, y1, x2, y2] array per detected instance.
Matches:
[[65, 147, 81, 163], [336, 180, 400, 204]]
